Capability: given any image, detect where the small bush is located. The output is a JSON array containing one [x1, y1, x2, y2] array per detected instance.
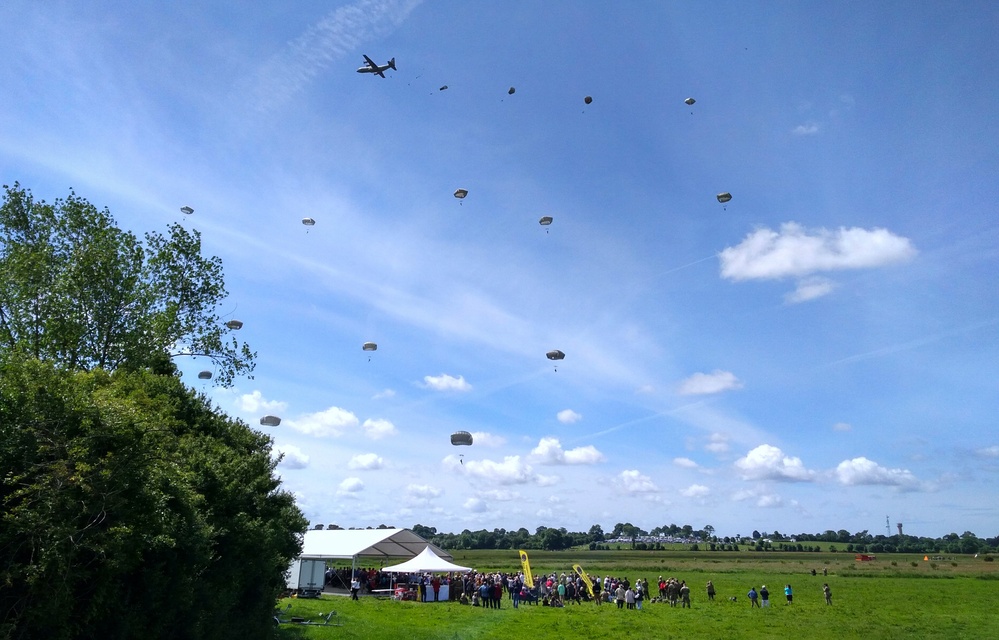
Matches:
[[891, 561, 898, 567], [910, 562, 918, 567], [952, 562, 958, 567], [984, 555, 994, 562], [930, 562, 939, 569]]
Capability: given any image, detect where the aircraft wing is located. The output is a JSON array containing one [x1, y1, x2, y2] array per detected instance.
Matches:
[[362, 54, 377, 69]]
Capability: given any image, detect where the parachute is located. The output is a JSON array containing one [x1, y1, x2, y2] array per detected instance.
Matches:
[[453, 188, 468, 199], [197, 371, 212, 380], [546, 349, 565, 361], [180, 206, 194, 215], [716, 192, 732, 210], [451, 431, 473, 446], [539, 216, 553, 226], [684, 97, 696, 105], [225, 319, 244, 330], [508, 87, 516, 95], [362, 342, 378, 352], [439, 85, 448, 91], [302, 217, 316, 226], [584, 96, 593, 105], [259, 415, 281, 427]]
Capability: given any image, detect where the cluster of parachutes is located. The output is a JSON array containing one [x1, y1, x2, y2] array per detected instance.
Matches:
[[175, 84, 733, 442]]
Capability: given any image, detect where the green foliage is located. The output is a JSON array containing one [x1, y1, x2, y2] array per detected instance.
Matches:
[[0, 358, 306, 640], [0, 183, 255, 387]]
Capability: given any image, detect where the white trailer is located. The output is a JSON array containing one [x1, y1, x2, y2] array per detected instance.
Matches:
[[285, 558, 326, 597]]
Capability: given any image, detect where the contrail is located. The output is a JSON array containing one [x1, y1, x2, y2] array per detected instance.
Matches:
[[826, 317, 999, 366]]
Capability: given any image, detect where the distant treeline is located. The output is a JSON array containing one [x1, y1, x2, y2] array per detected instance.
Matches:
[[327, 523, 998, 555]]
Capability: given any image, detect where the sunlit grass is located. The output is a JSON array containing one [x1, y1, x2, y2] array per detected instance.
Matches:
[[276, 550, 999, 639]]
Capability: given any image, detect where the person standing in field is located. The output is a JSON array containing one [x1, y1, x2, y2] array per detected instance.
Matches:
[[706, 580, 716, 600], [680, 581, 691, 608], [615, 583, 626, 609], [784, 584, 793, 605], [823, 583, 832, 605], [760, 584, 770, 607], [350, 574, 361, 600], [748, 586, 760, 608]]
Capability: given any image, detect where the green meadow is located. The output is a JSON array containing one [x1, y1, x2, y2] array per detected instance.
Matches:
[[276, 550, 999, 639]]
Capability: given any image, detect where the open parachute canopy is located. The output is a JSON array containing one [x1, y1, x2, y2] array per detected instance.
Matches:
[[539, 216, 553, 226], [508, 87, 516, 95], [197, 371, 212, 380], [302, 217, 316, 226], [225, 319, 243, 330], [546, 349, 565, 361], [451, 431, 473, 446], [453, 188, 468, 199], [584, 96, 593, 104], [260, 415, 281, 427], [684, 97, 696, 106], [716, 192, 732, 203], [180, 205, 194, 215], [362, 342, 378, 352]]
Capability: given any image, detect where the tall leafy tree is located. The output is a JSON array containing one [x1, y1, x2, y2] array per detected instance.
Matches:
[[0, 183, 254, 387], [0, 358, 306, 640]]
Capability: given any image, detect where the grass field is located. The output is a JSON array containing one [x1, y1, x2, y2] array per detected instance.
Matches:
[[275, 550, 999, 639]]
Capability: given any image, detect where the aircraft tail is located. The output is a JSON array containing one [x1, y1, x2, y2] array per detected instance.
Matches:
[[388, 58, 396, 71]]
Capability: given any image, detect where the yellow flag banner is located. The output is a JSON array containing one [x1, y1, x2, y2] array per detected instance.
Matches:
[[573, 564, 594, 598], [518, 550, 535, 588]]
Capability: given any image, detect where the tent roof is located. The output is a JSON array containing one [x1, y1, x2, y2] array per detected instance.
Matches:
[[299, 528, 453, 561], [381, 546, 473, 573]]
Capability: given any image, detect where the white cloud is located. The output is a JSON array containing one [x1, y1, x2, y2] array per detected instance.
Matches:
[[460, 455, 536, 485], [975, 445, 999, 458], [348, 453, 384, 470], [835, 457, 919, 488], [536, 474, 560, 487], [557, 409, 583, 424], [336, 477, 364, 496], [735, 444, 816, 482], [422, 373, 472, 392], [615, 469, 660, 494], [536, 508, 553, 519], [288, 406, 359, 437], [372, 388, 396, 399], [792, 123, 819, 135], [733, 487, 784, 508], [705, 433, 730, 454], [237, 390, 287, 414], [719, 222, 916, 282], [479, 489, 520, 501], [681, 484, 710, 498], [464, 497, 488, 512], [470, 431, 506, 447], [673, 457, 699, 469], [530, 437, 605, 465], [405, 484, 442, 503], [677, 370, 743, 395], [756, 494, 784, 508], [362, 418, 397, 439], [784, 276, 836, 303], [833, 422, 853, 432], [273, 443, 309, 469]]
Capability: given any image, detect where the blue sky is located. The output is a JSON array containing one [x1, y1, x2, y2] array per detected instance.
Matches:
[[2, 0, 997, 539]]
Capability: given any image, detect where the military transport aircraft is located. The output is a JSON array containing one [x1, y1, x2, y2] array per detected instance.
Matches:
[[356, 55, 396, 78]]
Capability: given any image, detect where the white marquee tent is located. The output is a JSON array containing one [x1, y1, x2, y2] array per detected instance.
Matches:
[[287, 528, 455, 591], [299, 528, 453, 561], [380, 546, 472, 573]]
